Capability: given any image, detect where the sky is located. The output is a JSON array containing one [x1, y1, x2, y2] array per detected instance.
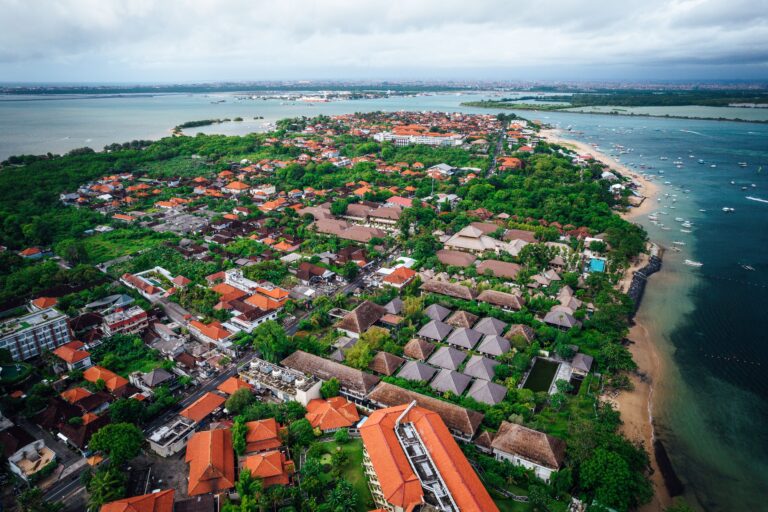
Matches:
[[1, 0, 767, 83]]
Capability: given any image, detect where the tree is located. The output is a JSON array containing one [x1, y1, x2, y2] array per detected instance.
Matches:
[[598, 343, 637, 373], [360, 326, 388, 349], [251, 321, 293, 363], [16, 487, 63, 512], [288, 418, 315, 447], [108, 398, 146, 424], [235, 468, 263, 498], [344, 340, 373, 370], [232, 418, 248, 456], [226, 388, 255, 415], [333, 428, 350, 444], [327, 479, 358, 512], [580, 448, 652, 512], [89, 423, 143, 466], [87, 468, 126, 511], [321, 377, 341, 399]]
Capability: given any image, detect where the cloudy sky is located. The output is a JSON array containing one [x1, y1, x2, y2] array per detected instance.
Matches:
[[1, 0, 767, 83]]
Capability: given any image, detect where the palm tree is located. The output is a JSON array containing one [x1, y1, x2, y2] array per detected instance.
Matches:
[[87, 468, 126, 511]]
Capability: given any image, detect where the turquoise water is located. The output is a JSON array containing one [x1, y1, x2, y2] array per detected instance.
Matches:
[[1, 92, 768, 510]]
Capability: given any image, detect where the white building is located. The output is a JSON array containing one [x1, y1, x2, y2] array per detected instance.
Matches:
[[490, 422, 566, 482], [0, 308, 71, 361]]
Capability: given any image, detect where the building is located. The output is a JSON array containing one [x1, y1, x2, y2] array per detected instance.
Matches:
[[381, 266, 417, 289], [305, 396, 360, 432], [52, 340, 92, 371], [148, 416, 197, 457], [188, 320, 234, 353], [244, 418, 282, 454], [373, 128, 464, 147], [100, 489, 175, 512], [102, 306, 149, 336], [490, 422, 566, 482], [336, 300, 387, 339], [241, 451, 294, 489], [186, 429, 235, 496], [360, 402, 498, 512], [239, 357, 322, 406], [179, 392, 226, 424], [281, 350, 380, 403], [2, 427, 56, 483], [0, 307, 71, 361], [83, 366, 129, 396]]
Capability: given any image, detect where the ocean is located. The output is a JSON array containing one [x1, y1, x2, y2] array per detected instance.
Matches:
[[2, 92, 767, 511]]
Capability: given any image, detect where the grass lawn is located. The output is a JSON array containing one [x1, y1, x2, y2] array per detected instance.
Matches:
[[83, 229, 177, 264], [316, 439, 373, 512], [120, 357, 163, 376]]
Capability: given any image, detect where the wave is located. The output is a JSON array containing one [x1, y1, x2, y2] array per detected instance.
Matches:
[[679, 129, 706, 136], [746, 196, 768, 204]]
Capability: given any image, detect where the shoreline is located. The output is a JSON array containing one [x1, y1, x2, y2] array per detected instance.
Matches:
[[540, 128, 672, 510]]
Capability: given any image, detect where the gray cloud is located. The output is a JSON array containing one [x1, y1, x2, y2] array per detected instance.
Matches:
[[0, 0, 766, 81]]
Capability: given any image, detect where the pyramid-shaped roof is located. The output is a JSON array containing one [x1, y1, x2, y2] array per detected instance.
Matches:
[[428, 346, 467, 371]]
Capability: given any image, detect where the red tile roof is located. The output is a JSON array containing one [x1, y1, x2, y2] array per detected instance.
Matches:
[[53, 341, 91, 364], [186, 429, 235, 496], [305, 397, 360, 431], [216, 377, 254, 396], [244, 418, 282, 454], [360, 404, 498, 512], [382, 266, 417, 286], [100, 489, 174, 512], [241, 450, 293, 488], [83, 366, 128, 393], [32, 296, 58, 309], [180, 392, 226, 424]]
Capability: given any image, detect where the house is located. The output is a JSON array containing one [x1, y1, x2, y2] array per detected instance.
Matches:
[[466, 379, 508, 405], [83, 366, 129, 396], [475, 335, 511, 357], [427, 346, 467, 371], [402, 339, 435, 361], [52, 340, 92, 371], [296, 262, 335, 285], [102, 306, 149, 336], [381, 266, 417, 288], [436, 249, 477, 268], [188, 320, 234, 352], [444, 225, 509, 255], [473, 317, 508, 336], [368, 351, 405, 376], [281, 351, 380, 403], [1, 427, 56, 483], [222, 181, 250, 195], [216, 376, 254, 396], [305, 396, 360, 432], [186, 429, 235, 496], [543, 310, 581, 330], [463, 355, 499, 381], [420, 280, 475, 301], [360, 403, 498, 512], [100, 489, 174, 512], [491, 422, 566, 482], [396, 361, 438, 383], [243, 418, 282, 454], [445, 327, 482, 350], [445, 310, 478, 329], [571, 353, 594, 376], [30, 296, 58, 310], [476, 290, 525, 311], [336, 300, 387, 339], [179, 392, 226, 424], [476, 260, 522, 279], [424, 304, 451, 322], [430, 369, 472, 395], [417, 320, 452, 343], [130, 368, 176, 397], [241, 451, 294, 489]]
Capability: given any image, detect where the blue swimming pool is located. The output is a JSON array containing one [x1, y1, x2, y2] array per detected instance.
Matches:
[[589, 258, 606, 273]]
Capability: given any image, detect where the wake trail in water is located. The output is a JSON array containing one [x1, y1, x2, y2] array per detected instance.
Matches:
[[746, 196, 768, 204], [680, 129, 707, 136]]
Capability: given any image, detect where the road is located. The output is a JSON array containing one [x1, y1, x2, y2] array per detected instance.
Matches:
[[44, 270, 369, 508]]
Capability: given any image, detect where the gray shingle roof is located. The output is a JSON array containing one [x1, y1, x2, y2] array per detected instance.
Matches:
[[463, 355, 499, 381], [417, 319, 453, 342], [572, 353, 594, 373], [467, 380, 508, 405], [473, 317, 508, 336], [543, 310, 581, 329], [476, 335, 511, 357], [424, 304, 452, 321], [445, 327, 483, 350], [397, 361, 437, 382], [430, 369, 472, 395], [427, 346, 467, 370], [384, 297, 404, 315]]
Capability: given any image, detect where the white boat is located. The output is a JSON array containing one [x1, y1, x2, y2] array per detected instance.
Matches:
[[741, 265, 755, 271], [675, 217, 685, 222], [673, 241, 686, 246], [731, 180, 736, 185], [684, 259, 703, 267], [699, 209, 707, 212], [738, 162, 748, 167], [722, 207, 735, 212], [711, 164, 717, 168], [751, 184, 757, 188], [648, 215, 659, 221], [680, 229, 692, 233]]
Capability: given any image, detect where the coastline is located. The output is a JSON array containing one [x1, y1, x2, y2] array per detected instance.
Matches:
[[540, 128, 672, 510]]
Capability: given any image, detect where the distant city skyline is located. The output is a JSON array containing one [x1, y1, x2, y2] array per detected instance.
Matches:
[[1, 0, 767, 82]]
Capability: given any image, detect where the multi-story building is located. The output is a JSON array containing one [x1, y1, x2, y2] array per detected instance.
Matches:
[[148, 416, 197, 457], [239, 357, 322, 406], [0, 307, 71, 361], [360, 402, 498, 512], [102, 306, 149, 336]]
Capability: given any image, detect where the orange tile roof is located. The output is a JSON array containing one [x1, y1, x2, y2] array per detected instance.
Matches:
[[211, 283, 242, 296], [186, 429, 235, 496], [225, 181, 250, 191], [241, 450, 293, 488], [100, 488, 175, 512], [305, 397, 360, 431], [244, 418, 282, 453], [382, 266, 416, 286], [180, 392, 226, 424], [53, 340, 91, 364], [83, 366, 128, 393], [189, 320, 232, 341], [360, 404, 498, 512], [61, 387, 92, 404], [32, 296, 58, 309], [216, 377, 254, 396], [244, 294, 282, 311], [255, 287, 289, 300]]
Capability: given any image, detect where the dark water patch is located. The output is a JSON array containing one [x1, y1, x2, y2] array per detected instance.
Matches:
[[654, 438, 684, 497]]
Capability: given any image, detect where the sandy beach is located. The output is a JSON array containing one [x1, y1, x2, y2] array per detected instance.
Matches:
[[540, 128, 671, 509]]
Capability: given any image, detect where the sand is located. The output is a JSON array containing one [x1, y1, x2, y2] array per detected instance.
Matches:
[[539, 128, 671, 509]]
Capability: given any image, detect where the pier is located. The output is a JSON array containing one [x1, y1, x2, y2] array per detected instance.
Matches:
[[628, 243, 663, 318]]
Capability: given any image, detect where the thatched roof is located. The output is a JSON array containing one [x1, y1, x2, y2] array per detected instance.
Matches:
[[367, 382, 484, 438], [504, 324, 536, 343], [436, 250, 477, 268], [403, 339, 435, 360], [336, 300, 387, 334], [281, 350, 380, 395], [368, 351, 405, 376], [445, 310, 479, 329], [491, 422, 566, 470], [476, 290, 525, 310], [421, 280, 476, 300]]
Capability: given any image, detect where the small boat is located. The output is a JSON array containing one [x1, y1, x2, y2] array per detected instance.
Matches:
[[738, 162, 748, 167], [681, 222, 692, 228], [671, 247, 682, 252], [722, 207, 735, 212], [660, 156, 668, 160], [680, 229, 692, 233], [711, 164, 717, 168], [684, 259, 703, 267], [698, 159, 705, 164], [742, 186, 748, 191], [741, 265, 755, 271], [673, 241, 686, 246], [648, 215, 659, 221], [699, 209, 707, 212], [731, 180, 736, 185], [752, 184, 757, 188], [675, 217, 685, 222]]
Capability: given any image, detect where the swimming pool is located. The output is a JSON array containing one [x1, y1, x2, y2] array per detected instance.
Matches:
[[523, 358, 560, 392], [589, 258, 606, 273]]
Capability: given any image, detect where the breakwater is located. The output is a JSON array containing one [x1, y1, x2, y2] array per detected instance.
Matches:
[[628, 244, 663, 317]]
